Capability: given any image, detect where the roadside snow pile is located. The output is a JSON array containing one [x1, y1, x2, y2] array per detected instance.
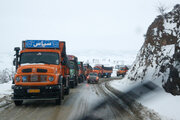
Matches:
[[127, 4, 180, 95], [0, 81, 12, 109], [109, 78, 180, 120], [0, 81, 12, 99]]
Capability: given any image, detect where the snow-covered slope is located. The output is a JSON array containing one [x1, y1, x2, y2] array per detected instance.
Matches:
[[127, 4, 180, 95]]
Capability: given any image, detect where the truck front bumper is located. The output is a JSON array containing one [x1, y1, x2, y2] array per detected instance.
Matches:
[[12, 85, 61, 100]]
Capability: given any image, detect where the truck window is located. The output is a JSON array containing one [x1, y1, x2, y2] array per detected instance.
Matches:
[[69, 61, 75, 69], [89, 73, 98, 76], [94, 67, 100, 70], [20, 52, 60, 65]]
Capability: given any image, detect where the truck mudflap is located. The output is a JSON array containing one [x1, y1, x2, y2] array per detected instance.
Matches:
[[12, 85, 61, 100]]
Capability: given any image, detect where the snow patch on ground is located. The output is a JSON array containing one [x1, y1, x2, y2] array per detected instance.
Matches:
[[109, 78, 180, 120], [0, 81, 12, 99], [0, 81, 13, 112]]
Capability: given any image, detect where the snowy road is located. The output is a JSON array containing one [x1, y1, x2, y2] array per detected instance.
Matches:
[[0, 78, 161, 120]]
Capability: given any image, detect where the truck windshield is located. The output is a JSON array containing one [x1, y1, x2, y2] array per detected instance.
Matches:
[[89, 73, 98, 76], [20, 52, 60, 65], [94, 67, 100, 70]]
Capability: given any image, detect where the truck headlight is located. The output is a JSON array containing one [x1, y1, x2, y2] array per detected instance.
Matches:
[[49, 76, 54, 82], [16, 77, 21, 82], [22, 76, 27, 82]]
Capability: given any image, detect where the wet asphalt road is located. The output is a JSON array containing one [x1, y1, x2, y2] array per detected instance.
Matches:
[[0, 78, 159, 120]]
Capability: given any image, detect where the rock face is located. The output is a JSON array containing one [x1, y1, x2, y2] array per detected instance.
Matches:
[[127, 4, 180, 95]]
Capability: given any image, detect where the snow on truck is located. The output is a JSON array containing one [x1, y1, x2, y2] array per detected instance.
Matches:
[[12, 40, 70, 106], [67, 55, 79, 88]]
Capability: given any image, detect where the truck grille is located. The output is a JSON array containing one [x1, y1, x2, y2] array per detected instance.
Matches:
[[37, 69, 47, 73], [22, 69, 32, 73], [23, 75, 47, 82]]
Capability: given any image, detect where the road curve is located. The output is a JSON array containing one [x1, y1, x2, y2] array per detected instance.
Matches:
[[0, 78, 161, 120]]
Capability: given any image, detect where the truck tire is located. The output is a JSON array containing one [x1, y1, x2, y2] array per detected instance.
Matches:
[[58, 76, 64, 100], [65, 87, 70, 95], [70, 81, 75, 88], [72, 82, 75, 88], [14, 100, 23, 106], [122, 74, 125, 77], [62, 85, 64, 100], [75, 80, 78, 86], [56, 92, 62, 105]]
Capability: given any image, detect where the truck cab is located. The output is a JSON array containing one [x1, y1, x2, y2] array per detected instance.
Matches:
[[93, 65, 104, 78], [117, 66, 129, 77], [12, 40, 70, 105], [84, 64, 93, 77]]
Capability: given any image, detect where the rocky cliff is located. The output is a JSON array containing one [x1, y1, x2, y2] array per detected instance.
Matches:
[[127, 4, 180, 95]]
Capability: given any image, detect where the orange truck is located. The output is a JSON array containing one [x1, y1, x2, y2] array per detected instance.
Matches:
[[78, 62, 85, 83], [116, 66, 129, 77], [67, 55, 79, 88], [93, 65, 104, 78], [12, 40, 70, 105], [102, 66, 113, 78], [84, 64, 93, 77], [93, 65, 113, 78]]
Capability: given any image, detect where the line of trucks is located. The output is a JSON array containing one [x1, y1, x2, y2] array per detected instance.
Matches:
[[12, 40, 113, 106]]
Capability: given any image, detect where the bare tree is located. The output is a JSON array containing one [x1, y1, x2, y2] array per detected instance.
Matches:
[[157, 2, 168, 16]]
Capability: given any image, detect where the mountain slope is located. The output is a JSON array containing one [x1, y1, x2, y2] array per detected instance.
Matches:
[[127, 4, 180, 95]]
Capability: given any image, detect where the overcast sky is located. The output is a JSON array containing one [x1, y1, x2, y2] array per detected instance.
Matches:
[[0, 0, 179, 56]]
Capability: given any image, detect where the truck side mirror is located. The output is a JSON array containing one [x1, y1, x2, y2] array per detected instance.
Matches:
[[14, 47, 20, 51], [61, 53, 65, 58], [61, 60, 66, 65], [14, 47, 20, 71]]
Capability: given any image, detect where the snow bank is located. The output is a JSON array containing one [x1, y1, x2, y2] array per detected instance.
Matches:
[[0, 81, 12, 99], [109, 78, 180, 120]]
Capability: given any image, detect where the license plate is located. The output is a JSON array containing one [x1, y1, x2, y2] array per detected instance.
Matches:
[[27, 89, 40, 93]]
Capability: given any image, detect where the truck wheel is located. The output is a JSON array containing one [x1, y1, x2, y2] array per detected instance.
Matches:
[[75, 81, 78, 86], [72, 83, 75, 88], [56, 94, 62, 105], [62, 85, 64, 100], [14, 100, 23, 106], [64, 87, 70, 95], [70, 81, 75, 88], [122, 74, 125, 77], [56, 88, 62, 105]]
